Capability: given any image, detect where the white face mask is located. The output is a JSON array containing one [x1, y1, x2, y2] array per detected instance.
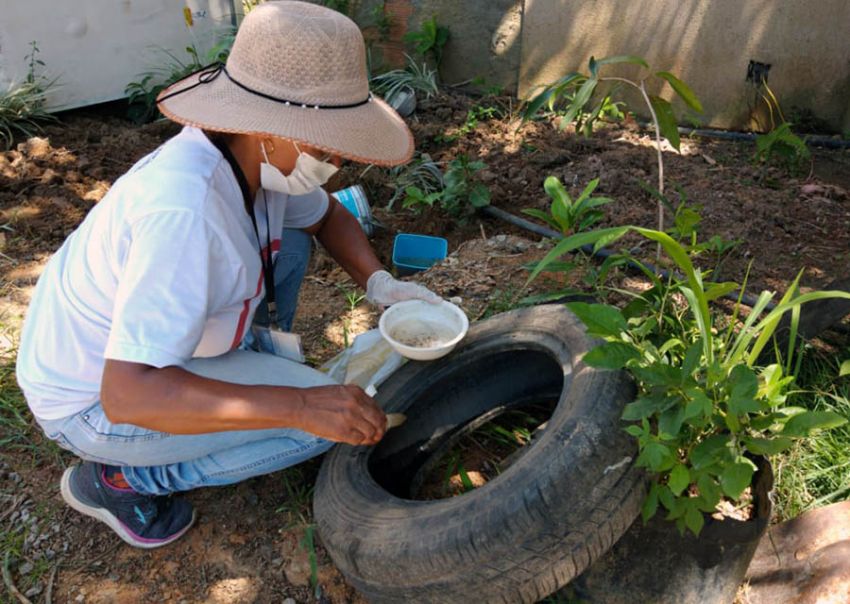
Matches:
[[259, 142, 338, 196]]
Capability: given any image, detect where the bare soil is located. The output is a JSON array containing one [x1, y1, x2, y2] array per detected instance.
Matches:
[[1, 91, 849, 603]]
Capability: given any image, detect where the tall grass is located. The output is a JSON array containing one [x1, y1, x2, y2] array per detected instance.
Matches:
[[773, 342, 850, 520]]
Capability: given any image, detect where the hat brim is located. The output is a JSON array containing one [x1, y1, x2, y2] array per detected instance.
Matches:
[[157, 70, 414, 167]]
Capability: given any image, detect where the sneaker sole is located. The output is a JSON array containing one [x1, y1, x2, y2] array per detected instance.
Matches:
[[60, 467, 196, 549]]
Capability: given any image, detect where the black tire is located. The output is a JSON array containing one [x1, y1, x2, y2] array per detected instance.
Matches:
[[314, 305, 645, 603]]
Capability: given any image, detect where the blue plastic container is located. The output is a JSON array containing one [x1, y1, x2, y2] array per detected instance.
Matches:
[[331, 185, 374, 237], [392, 233, 448, 276]]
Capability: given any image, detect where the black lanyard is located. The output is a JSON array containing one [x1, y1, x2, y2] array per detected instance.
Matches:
[[211, 138, 278, 326]]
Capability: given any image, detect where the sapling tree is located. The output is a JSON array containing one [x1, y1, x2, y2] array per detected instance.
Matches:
[[522, 55, 704, 234]]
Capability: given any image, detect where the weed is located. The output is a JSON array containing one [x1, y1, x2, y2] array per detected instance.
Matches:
[[398, 155, 490, 219], [386, 153, 445, 210], [301, 525, 320, 597], [337, 286, 365, 348], [754, 123, 811, 175], [773, 346, 850, 520], [0, 41, 57, 149], [640, 182, 740, 272], [125, 24, 236, 123], [530, 224, 850, 536], [370, 3, 393, 41], [437, 103, 503, 143], [480, 287, 523, 319], [322, 0, 350, 15], [403, 15, 449, 68], [275, 463, 316, 528], [439, 155, 491, 218]]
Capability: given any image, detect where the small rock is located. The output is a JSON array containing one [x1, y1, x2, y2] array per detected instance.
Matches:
[[271, 557, 284, 567], [24, 584, 43, 598], [75, 594, 85, 603], [478, 170, 497, 183], [40, 168, 62, 185], [9, 472, 21, 483], [283, 599, 297, 604], [45, 549, 56, 560], [18, 562, 34, 575], [21, 136, 51, 158]]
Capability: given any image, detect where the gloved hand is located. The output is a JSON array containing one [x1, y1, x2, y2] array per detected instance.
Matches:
[[366, 270, 442, 306]]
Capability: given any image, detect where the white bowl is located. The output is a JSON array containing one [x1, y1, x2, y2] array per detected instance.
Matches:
[[378, 299, 469, 361]]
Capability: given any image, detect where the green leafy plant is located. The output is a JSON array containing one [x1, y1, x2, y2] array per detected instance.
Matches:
[[523, 177, 613, 237], [523, 55, 704, 233], [754, 122, 811, 175], [403, 15, 449, 67], [370, 54, 439, 108], [399, 155, 490, 218], [528, 225, 850, 536], [371, 3, 393, 41], [0, 41, 57, 149], [301, 525, 320, 598], [338, 287, 366, 348], [437, 103, 504, 143], [322, 0, 350, 15], [641, 182, 740, 271], [438, 155, 491, 217], [386, 152, 444, 209]]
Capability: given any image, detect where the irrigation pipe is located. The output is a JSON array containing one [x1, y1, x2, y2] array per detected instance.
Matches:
[[481, 205, 777, 311], [677, 127, 850, 150]]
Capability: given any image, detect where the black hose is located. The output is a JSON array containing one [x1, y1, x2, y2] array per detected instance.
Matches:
[[482, 205, 776, 311], [678, 127, 850, 150]]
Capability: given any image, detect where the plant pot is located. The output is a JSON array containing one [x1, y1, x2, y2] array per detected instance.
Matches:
[[567, 457, 773, 604]]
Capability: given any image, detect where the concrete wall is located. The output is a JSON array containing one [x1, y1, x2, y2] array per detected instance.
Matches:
[[519, 0, 850, 132], [412, 0, 523, 92], [0, 0, 236, 111], [355, 0, 523, 93]]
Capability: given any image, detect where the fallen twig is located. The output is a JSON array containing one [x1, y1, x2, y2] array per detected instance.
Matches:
[[0, 495, 24, 524], [2, 552, 33, 604], [69, 541, 121, 570], [44, 561, 59, 604]]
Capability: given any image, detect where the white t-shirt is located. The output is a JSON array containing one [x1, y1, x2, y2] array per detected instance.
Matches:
[[16, 127, 329, 420]]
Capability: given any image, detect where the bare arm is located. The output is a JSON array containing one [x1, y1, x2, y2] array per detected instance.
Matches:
[[100, 359, 386, 445], [307, 198, 382, 289]]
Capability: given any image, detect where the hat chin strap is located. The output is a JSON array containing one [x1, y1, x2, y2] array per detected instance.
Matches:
[[259, 142, 338, 196]]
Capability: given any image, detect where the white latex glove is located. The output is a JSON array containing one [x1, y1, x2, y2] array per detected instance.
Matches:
[[366, 270, 442, 306]]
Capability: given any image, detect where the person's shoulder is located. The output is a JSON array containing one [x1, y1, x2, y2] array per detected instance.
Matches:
[[114, 127, 229, 215]]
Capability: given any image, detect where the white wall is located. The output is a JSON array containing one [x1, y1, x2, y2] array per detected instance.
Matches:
[[0, 0, 237, 111]]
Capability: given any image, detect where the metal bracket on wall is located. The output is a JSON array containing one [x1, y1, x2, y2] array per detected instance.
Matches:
[[747, 60, 772, 85]]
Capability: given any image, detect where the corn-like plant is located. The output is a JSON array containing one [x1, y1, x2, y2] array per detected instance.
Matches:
[[523, 177, 613, 237]]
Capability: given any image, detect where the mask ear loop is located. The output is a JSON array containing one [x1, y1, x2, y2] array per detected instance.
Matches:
[[260, 138, 275, 163]]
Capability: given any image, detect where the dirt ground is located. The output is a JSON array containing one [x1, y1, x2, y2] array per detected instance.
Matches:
[[1, 90, 849, 603]]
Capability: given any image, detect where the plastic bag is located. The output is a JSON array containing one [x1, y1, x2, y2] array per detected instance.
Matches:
[[319, 328, 405, 389]]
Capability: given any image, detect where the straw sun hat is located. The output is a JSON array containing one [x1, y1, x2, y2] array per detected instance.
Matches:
[[157, 1, 414, 166]]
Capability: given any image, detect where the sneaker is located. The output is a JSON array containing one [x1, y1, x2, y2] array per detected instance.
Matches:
[[60, 461, 196, 549]]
